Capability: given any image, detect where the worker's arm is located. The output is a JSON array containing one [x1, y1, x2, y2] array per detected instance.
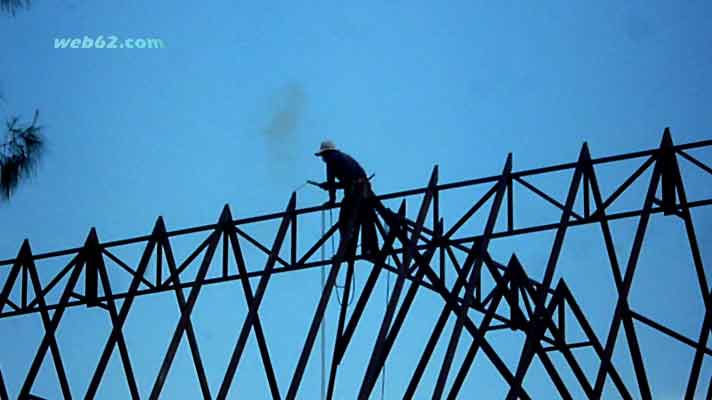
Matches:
[[307, 161, 344, 203]]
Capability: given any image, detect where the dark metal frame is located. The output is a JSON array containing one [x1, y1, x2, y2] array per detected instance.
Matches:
[[1, 129, 711, 399]]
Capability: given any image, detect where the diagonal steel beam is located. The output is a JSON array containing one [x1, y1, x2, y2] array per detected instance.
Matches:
[[661, 132, 712, 398], [677, 148, 712, 175], [505, 144, 589, 400], [85, 221, 160, 398], [285, 239, 346, 399], [443, 184, 498, 239], [519, 276, 593, 398], [432, 157, 513, 400], [381, 224, 442, 361], [96, 256, 141, 399], [19, 241, 78, 399], [580, 140, 643, 399], [445, 264, 509, 400], [150, 217, 213, 400], [287, 193, 403, 400], [557, 282, 632, 399], [490, 255, 576, 399], [0, 367, 8, 400], [325, 204, 406, 398], [332, 202, 405, 367], [0, 247, 25, 315], [160, 232, 217, 287], [218, 194, 295, 400], [102, 249, 156, 290], [591, 137, 666, 399], [296, 223, 339, 266], [515, 176, 584, 221], [593, 155, 655, 217], [361, 227, 440, 398], [325, 257, 355, 400], [415, 253, 533, 399], [405, 155, 513, 398], [629, 310, 712, 355], [358, 167, 439, 400], [447, 255, 575, 400], [88, 229, 141, 400], [224, 207, 281, 400]]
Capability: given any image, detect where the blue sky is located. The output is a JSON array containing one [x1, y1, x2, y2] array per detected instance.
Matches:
[[0, 1, 711, 398]]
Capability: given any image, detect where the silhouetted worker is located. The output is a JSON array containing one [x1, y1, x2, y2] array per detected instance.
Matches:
[[314, 140, 378, 259]]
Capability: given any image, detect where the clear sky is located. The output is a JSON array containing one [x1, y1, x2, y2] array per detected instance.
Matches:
[[1, 1, 711, 398]]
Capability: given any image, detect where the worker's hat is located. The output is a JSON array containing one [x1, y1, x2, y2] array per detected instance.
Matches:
[[315, 140, 337, 156]]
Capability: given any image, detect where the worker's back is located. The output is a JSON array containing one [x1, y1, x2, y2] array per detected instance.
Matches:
[[322, 150, 367, 185]]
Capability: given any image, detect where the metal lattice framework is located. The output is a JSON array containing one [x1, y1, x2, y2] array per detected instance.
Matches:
[[1, 129, 711, 399]]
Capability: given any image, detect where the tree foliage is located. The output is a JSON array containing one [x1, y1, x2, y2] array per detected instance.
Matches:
[[1, 0, 30, 15], [1, 1, 42, 201], [0, 111, 43, 200]]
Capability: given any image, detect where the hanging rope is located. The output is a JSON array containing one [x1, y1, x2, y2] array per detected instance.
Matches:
[[309, 178, 385, 396], [381, 263, 390, 400], [334, 208, 356, 306], [320, 209, 326, 400], [330, 208, 335, 256], [318, 191, 364, 397]]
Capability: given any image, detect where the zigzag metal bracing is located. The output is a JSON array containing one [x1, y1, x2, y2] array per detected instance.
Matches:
[[0, 129, 711, 398]]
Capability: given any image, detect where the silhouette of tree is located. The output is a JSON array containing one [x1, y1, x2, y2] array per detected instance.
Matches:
[[1, 0, 30, 15], [1, 0, 44, 201], [0, 110, 43, 200]]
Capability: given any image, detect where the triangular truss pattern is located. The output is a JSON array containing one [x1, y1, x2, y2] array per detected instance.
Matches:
[[0, 129, 711, 399]]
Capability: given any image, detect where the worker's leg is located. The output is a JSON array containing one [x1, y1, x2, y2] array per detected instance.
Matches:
[[347, 221, 361, 259], [359, 203, 378, 257], [354, 182, 378, 258], [337, 193, 360, 260]]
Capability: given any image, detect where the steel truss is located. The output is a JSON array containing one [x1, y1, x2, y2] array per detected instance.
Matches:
[[1, 129, 711, 399]]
